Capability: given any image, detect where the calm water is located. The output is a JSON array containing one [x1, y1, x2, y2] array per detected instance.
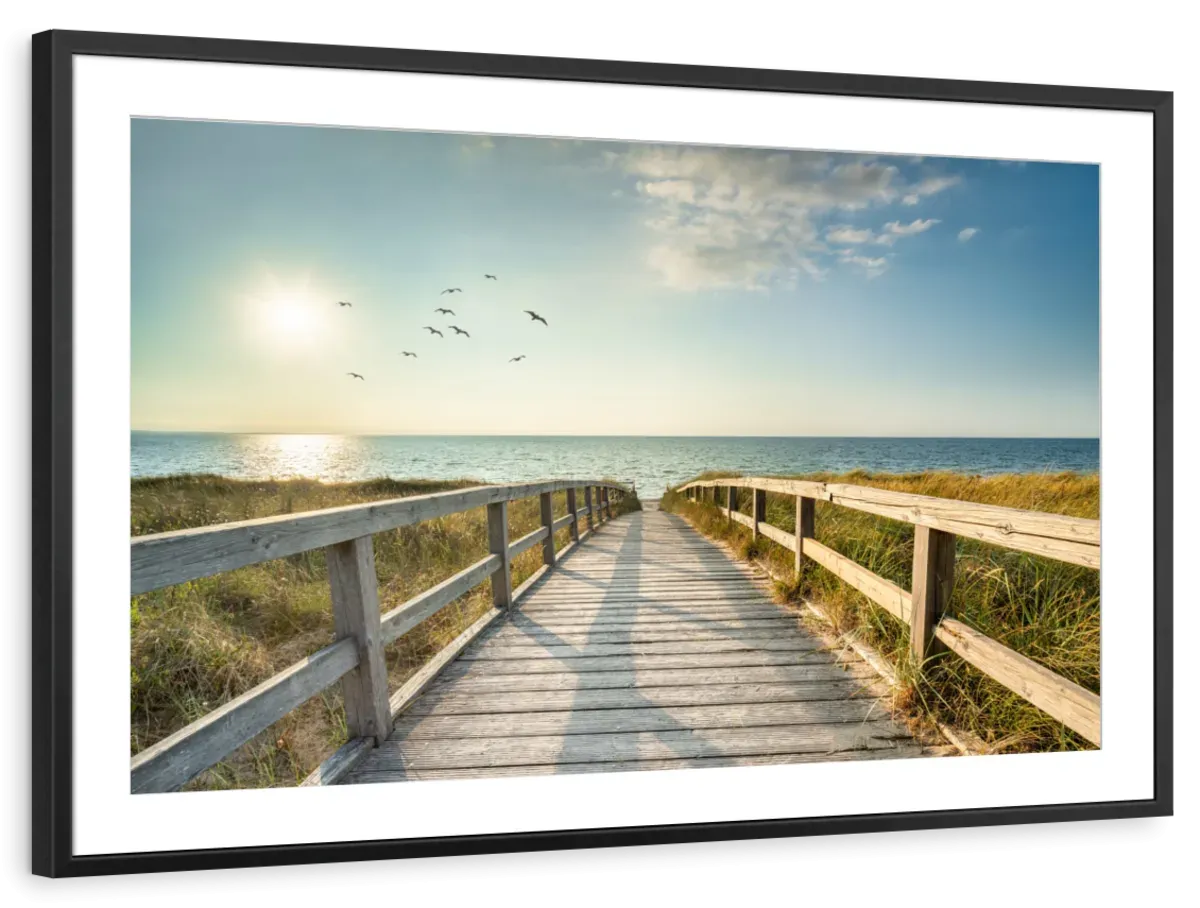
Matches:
[[131, 434, 1099, 496]]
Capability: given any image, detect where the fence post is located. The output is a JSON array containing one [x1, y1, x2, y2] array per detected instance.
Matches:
[[326, 536, 392, 745], [752, 488, 767, 540], [794, 495, 815, 576], [585, 486, 595, 533], [911, 526, 956, 664], [539, 491, 556, 567], [605, 487, 613, 519], [566, 487, 580, 542], [487, 501, 513, 613], [726, 486, 737, 523]]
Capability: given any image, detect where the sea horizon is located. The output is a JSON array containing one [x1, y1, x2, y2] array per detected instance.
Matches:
[[131, 432, 1100, 495]]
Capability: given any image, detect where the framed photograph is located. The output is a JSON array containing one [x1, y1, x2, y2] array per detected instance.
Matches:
[[32, 29, 1172, 877]]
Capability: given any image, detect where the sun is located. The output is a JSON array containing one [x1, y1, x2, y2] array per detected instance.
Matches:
[[266, 294, 318, 341], [254, 289, 325, 351]]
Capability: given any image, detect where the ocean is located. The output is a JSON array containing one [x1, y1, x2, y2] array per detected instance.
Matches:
[[130, 433, 1099, 496]]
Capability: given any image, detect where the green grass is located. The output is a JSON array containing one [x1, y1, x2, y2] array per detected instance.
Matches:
[[130, 474, 641, 790], [660, 469, 1099, 753]]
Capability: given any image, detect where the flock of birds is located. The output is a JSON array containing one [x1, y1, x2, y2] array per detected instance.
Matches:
[[338, 274, 549, 381]]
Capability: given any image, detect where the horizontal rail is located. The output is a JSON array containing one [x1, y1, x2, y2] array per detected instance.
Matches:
[[552, 514, 574, 532], [757, 521, 796, 552], [381, 554, 501, 645], [730, 510, 754, 530], [132, 479, 630, 595], [680, 477, 1099, 568], [131, 637, 359, 794], [935, 618, 1101, 745], [679, 476, 1099, 745], [575, 506, 590, 519], [508, 526, 550, 559]]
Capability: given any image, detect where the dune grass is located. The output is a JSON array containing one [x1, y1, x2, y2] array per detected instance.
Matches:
[[130, 474, 640, 790], [660, 469, 1099, 753]]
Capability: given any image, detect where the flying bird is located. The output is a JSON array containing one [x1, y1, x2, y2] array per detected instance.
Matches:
[[434, 307, 455, 315], [346, 372, 364, 380], [441, 288, 462, 294], [336, 301, 352, 307], [524, 310, 548, 326], [449, 326, 470, 337], [509, 355, 526, 362], [401, 351, 418, 358], [423, 326, 444, 337], [484, 274, 498, 280]]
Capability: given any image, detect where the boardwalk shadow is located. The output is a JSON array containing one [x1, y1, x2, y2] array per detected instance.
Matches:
[[551, 511, 733, 770]]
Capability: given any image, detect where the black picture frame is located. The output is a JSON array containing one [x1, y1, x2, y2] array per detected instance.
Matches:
[[31, 28, 1173, 878]]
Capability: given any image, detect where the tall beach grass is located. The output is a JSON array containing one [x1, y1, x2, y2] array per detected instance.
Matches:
[[130, 474, 640, 790], [659, 470, 1099, 753]]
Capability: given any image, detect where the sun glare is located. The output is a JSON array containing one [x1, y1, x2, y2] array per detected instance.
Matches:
[[255, 289, 325, 351]]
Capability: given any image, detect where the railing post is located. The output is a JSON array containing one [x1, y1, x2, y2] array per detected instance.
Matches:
[[487, 501, 513, 613], [585, 486, 595, 533], [752, 488, 767, 540], [326, 535, 392, 745], [911, 526, 956, 664], [794, 495, 815, 576], [604, 487, 613, 519], [539, 491, 556, 567], [566, 487, 580, 542], [726, 486, 737, 522]]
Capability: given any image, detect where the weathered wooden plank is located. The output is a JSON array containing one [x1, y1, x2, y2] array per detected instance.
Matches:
[[346, 744, 928, 782], [429, 661, 879, 693], [508, 525, 549, 559], [795, 495, 816, 575], [388, 608, 503, 719], [131, 638, 358, 793], [682, 479, 1099, 566], [327, 536, 392, 744], [730, 510, 755, 530], [752, 489, 767, 540], [462, 638, 822, 660], [407, 679, 883, 715], [825, 483, 1099, 545], [394, 700, 887, 739], [300, 737, 373, 787], [566, 487, 580, 542], [552, 513, 574, 533], [504, 606, 794, 622], [487, 501, 513, 612], [539, 491, 557, 566], [802, 538, 912, 623], [934, 618, 1101, 745], [380, 554, 500, 645], [442, 649, 848, 676], [585, 486, 595, 533], [757, 521, 796, 552], [910, 526, 956, 663], [486, 624, 806, 644], [512, 615, 797, 631], [364, 720, 914, 770], [131, 479, 629, 594]]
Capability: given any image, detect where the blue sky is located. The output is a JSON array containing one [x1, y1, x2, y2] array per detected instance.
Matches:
[[131, 119, 1099, 437]]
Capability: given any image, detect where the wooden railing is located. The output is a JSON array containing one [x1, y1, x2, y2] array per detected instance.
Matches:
[[129, 479, 630, 793], [677, 477, 1101, 745]]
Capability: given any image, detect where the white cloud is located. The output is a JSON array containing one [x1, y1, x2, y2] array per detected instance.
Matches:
[[876, 218, 940, 246], [958, 226, 980, 242], [615, 145, 961, 290], [838, 252, 890, 278], [900, 174, 961, 205], [827, 225, 875, 244]]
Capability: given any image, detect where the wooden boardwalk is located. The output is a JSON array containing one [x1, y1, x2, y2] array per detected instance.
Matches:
[[344, 501, 924, 783]]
